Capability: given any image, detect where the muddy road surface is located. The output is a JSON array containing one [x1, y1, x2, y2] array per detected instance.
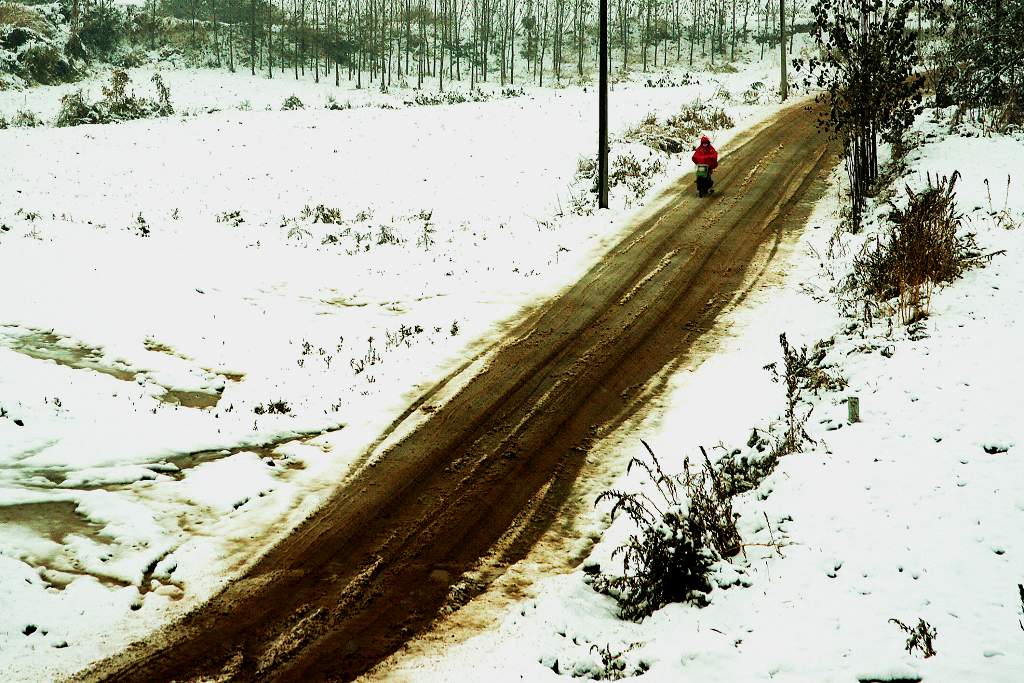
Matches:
[[79, 100, 837, 682]]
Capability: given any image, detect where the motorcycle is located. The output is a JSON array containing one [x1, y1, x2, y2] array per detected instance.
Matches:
[[695, 164, 714, 198]]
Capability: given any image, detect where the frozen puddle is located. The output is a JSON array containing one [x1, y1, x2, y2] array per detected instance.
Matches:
[[5, 430, 330, 492], [0, 433, 338, 619], [0, 500, 141, 591], [2, 500, 102, 546], [0, 325, 226, 408]]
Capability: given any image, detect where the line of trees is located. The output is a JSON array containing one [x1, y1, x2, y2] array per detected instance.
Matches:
[[119, 0, 803, 89], [796, 0, 923, 226], [796, 0, 1021, 229], [930, 0, 1024, 118]]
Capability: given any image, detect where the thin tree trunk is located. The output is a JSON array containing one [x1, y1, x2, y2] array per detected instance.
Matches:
[[250, 0, 257, 75]]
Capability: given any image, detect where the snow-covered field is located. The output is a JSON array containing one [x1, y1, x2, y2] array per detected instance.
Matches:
[[378, 112, 1024, 680], [0, 54, 789, 679]]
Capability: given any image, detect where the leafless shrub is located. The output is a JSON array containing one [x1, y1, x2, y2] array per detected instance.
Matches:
[[591, 441, 738, 620], [709, 62, 739, 74], [965, 90, 1024, 134], [625, 102, 734, 154], [299, 204, 344, 224], [376, 225, 399, 245], [384, 323, 422, 350], [253, 399, 291, 415], [586, 642, 647, 680], [133, 213, 150, 237], [216, 210, 244, 227], [11, 109, 42, 127], [716, 437, 778, 497], [576, 156, 597, 179], [416, 211, 435, 249], [889, 617, 937, 658], [55, 70, 173, 127], [849, 172, 979, 324], [1018, 583, 1024, 632], [568, 189, 595, 216], [984, 176, 1022, 230], [608, 151, 664, 202], [644, 72, 695, 88], [685, 446, 741, 556], [350, 337, 381, 374], [741, 81, 766, 104], [763, 334, 844, 457]]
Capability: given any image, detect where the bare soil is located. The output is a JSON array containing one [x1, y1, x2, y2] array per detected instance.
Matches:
[[77, 99, 837, 683]]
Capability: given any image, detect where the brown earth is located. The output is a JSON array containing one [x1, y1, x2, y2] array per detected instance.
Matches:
[[77, 98, 837, 683]]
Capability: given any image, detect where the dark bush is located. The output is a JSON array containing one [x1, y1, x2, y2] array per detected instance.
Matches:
[[281, 94, 304, 110], [116, 47, 149, 68], [18, 42, 73, 84], [11, 109, 42, 127], [64, 31, 86, 60], [1, 25, 42, 50], [54, 89, 102, 126], [717, 444, 778, 497], [79, 1, 124, 56]]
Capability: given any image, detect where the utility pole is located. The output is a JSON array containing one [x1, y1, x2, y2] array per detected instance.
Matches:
[[779, 0, 788, 100], [598, 0, 609, 208]]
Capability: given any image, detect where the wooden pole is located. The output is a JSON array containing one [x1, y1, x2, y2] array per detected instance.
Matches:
[[779, 0, 788, 100]]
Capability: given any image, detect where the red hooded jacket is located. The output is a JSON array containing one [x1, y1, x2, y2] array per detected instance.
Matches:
[[691, 136, 719, 170]]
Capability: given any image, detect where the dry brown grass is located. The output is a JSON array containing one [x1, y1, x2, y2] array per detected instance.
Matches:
[[851, 172, 978, 323], [0, 2, 51, 35]]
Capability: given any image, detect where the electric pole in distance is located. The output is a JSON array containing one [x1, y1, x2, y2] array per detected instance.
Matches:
[[780, 0, 789, 101], [598, 0, 609, 208]]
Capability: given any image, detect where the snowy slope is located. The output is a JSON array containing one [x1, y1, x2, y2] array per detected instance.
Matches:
[[376, 111, 1024, 681], [0, 58, 789, 679]]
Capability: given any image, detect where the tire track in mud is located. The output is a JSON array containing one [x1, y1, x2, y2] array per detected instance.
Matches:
[[79, 99, 838, 683]]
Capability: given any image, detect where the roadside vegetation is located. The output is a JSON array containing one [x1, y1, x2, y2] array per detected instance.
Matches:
[[586, 0, 1019, 651]]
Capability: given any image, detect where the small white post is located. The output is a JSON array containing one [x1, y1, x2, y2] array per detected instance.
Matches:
[[848, 396, 861, 423]]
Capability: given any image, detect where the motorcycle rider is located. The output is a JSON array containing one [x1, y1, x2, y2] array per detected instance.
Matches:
[[691, 135, 719, 197]]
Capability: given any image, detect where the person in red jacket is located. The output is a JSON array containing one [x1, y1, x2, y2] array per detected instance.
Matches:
[[691, 135, 719, 197]]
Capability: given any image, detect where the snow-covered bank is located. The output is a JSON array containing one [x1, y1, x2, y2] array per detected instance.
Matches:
[[378, 112, 1024, 680], [0, 57, 787, 679], [0, 55, 784, 124]]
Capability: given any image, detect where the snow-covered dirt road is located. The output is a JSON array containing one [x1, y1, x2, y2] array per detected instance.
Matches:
[[75, 98, 838, 682], [1, 59, 791, 681]]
